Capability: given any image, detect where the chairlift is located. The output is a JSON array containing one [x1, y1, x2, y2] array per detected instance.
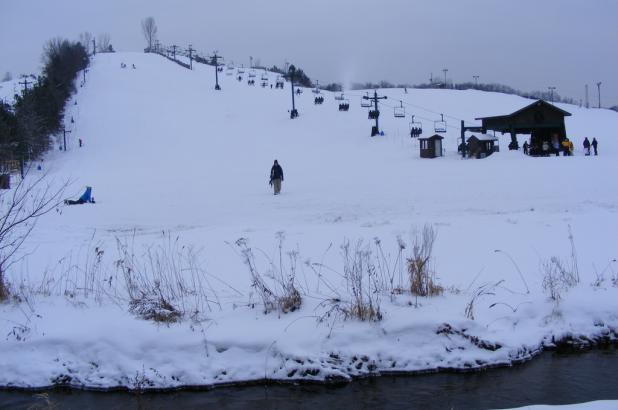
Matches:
[[394, 100, 406, 118], [434, 114, 447, 133], [248, 70, 256, 78], [226, 66, 234, 76], [368, 109, 380, 119], [237, 65, 245, 74], [338, 99, 350, 112], [409, 115, 423, 137], [261, 70, 268, 81], [312, 80, 321, 94], [361, 93, 372, 108], [275, 76, 285, 89], [314, 96, 324, 105], [334, 93, 345, 101]]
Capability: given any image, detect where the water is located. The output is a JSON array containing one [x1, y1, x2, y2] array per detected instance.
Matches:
[[1, 348, 617, 410]]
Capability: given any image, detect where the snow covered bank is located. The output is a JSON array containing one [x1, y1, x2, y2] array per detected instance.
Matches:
[[1, 52, 617, 389]]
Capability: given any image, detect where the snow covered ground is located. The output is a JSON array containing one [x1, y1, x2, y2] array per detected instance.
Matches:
[[1, 52, 617, 391]]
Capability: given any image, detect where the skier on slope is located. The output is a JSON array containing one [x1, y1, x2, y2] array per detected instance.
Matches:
[[269, 160, 284, 195], [592, 138, 598, 155], [583, 137, 591, 156]]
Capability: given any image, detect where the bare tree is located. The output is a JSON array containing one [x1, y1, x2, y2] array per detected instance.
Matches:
[[79, 32, 93, 54], [141, 17, 158, 52], [97, 33, 111, 53], [0, 171, 67, 301], [2, 72, 11, 82]]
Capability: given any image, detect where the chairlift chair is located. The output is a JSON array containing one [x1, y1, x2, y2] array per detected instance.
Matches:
[[338, 99, 350, 112], [361, 93, 372, 108], [394, 100, 406, 118], [248, 70, 256, 78], [335, 93, 345, 101], [434, 114, 447, 133], [409, 115, 423, 137]]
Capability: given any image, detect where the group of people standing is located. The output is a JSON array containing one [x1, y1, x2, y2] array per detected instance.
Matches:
[[522, 137, 598, 157], [583, 137, 599, 156]]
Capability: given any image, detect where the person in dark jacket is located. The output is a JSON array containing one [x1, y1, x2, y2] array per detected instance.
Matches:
[[583, 137, 591, 156], [269, 160, 284, 195], [592, 138, 598, 155]]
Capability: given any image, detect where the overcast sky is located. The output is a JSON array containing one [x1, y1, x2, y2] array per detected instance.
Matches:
[[1, 0, 617, 106]]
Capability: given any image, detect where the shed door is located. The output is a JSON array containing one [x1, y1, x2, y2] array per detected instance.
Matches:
[[435, 139, 442, 156]]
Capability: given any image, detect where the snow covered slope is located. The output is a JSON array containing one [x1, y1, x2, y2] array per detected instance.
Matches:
[[1, 52, 617, 390]]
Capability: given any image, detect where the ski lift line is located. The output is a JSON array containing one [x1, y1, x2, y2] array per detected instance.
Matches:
[[344, 90, 465, 123], [376, 101, 461, 131]]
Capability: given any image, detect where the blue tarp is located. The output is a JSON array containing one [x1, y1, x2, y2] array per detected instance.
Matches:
[[78, 186, 92, 203]]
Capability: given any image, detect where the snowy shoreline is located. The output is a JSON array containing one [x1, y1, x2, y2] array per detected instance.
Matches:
[[0, 338, 616, 392]]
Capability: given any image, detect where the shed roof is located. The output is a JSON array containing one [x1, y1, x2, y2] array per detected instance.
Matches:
[[419, 134, 444, 141], [475, 99, 571, 121], [467, 134, 497, 142]]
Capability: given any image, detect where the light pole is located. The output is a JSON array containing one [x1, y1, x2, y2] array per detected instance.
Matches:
[[442, 68, 448, 88], [548, 86, 556, 103], [289, 65, 298, 119], [596, 82, 602, 108]]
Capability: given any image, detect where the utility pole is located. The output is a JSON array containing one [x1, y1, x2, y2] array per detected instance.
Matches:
[[363, 90, 387, 136], [188, 45, 194, 70], [210, 51, 223, 90], [473, 75, 479, 87], [548, 86, 556, 103], [596, 82, 602, 108], [171, 45, 178, 60], [62, 126, 71, 151], [250, 56, 253, 68], [288, 65, 298, 119], [585, 84, 589, 109], [82, 68, 88, 84], [442, 68, 448, 88], [92, 38, 96, 55], [19, 77, 32, 93], [154, 40, 161, 54]]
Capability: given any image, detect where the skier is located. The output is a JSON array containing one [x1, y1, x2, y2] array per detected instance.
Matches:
[[269, 160, 284, 195], [583, 137, 591, 156], [523, 140, 529, 155], [592, 138, 598, 155], [79, 138, 83, 147]]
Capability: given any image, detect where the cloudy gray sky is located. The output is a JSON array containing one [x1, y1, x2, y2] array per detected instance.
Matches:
[[1, 0, 617, 106]]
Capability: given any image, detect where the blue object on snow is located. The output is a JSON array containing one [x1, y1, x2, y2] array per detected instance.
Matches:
[[79, 186, 93, 203]]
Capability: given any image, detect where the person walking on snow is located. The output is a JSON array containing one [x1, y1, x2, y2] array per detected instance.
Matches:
[[592, 138, 598, 156], [269, 160, 284, 195], [583, 137, 591, 156]]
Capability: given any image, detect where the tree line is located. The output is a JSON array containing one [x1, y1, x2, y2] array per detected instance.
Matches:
[[0, 39, 89, 164]]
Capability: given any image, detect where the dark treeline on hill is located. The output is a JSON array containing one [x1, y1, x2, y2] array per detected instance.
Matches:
[[351, 80, 579, 105], [0, 39, 88, 164]]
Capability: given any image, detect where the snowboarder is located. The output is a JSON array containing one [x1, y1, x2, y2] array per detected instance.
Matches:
[[583, 137, 591, 156], [79, 138, 83, 147], [523, 141, 529, 155], [269, 160, 284, 195], [592, 138, 598, 155]]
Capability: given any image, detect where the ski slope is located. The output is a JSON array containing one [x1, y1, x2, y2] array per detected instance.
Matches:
[[1, 52, 618, 390]]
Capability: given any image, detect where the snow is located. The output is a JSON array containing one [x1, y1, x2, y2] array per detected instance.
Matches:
[[1, 52, 617, 390]]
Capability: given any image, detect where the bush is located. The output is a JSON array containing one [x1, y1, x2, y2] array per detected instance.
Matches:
[[407, 225, 443, 297]]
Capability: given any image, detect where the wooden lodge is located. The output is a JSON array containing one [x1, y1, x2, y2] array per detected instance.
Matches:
[[419, 134, 444, 158], [475, 100, 571, 156]]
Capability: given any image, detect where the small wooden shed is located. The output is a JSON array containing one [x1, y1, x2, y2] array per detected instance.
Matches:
[[419, 134, 444, 158], [466, 134, 498, 159]]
